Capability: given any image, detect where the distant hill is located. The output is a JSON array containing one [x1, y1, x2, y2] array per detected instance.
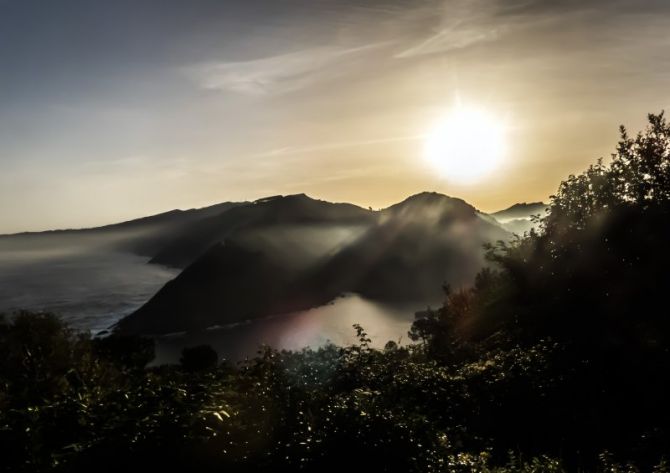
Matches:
[[491, 202, 548, 234], [294, 192, 508, 302], [0, 202, 243, 237], [0, 202, 245, 256], [492, 202, 548, 222], [116, 192, 511, 335], [148, 193, 374, 268]]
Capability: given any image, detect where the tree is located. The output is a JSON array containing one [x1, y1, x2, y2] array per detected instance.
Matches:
[[92, 334, 155, 371], [545, 111, 670, 235], [180, 345, 219, 372], [408, 284, 473, 361]]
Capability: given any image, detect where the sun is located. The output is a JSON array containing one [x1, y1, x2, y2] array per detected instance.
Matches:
[[424, 105, 506, 184]]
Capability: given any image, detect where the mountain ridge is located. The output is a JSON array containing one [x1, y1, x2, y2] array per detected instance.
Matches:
[[115, 192, 512, 335], [492, 201, 548, 222], [0, 202, 246, 238]]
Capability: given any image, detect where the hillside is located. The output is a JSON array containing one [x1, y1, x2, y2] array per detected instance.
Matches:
[[0, 201, 245, 256], [491, 202, 548, 234], [147, 194, 375, 268], [116, 192, 510, 335]]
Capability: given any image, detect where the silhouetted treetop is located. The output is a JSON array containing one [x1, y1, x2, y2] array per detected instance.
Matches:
[[546, 111, 670, 233]]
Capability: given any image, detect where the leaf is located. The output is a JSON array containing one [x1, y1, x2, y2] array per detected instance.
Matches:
[[212, 410, 230, 422]]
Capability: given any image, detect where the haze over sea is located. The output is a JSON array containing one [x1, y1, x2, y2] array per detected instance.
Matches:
[[0, 240, 417, 363], [0, 247, 178, 334]]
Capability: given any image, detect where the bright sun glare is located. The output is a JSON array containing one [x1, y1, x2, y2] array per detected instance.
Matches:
[[424, 105, 506, 184]]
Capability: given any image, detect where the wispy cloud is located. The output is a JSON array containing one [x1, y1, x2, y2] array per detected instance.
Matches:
[[396, 24, 504, 58], [253, 134, 425, 159], [189, 42, 390, 96], [395, 0, 507, 58], [187, 0, 515, 96]]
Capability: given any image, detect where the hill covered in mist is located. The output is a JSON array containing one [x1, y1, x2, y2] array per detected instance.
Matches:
[[491, 201, 548, 234], [0, 201, 245, 256], [116, 192, 510, 335]]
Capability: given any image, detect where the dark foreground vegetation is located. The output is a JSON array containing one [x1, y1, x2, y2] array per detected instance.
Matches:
[[3, 114, 670, 472]]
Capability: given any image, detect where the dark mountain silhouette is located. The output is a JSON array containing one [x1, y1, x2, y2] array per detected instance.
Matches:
[[116, 192, 510, 335], [0, 202, 244, 255], [491, 202, 548, 234], [492, 202, 547, 222], [148, 193, 374, 268], [293, 192, 509, 302], [117, 241, 301, 335], [117, 194, 378, 334]]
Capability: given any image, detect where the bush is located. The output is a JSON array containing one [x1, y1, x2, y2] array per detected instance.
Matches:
[[180, 345, 219, 372]]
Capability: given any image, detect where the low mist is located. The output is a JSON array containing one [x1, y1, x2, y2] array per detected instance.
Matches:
[[0, 234, 178, 333]]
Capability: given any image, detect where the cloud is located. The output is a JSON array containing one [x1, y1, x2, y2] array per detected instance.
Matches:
[[186, 0, 541, 96], [253, 134, 425, 158], [502, 0, 670, 15], [395, 0, 508, 58], [189, 42, 390, 96], [396, 25, 503, 58]]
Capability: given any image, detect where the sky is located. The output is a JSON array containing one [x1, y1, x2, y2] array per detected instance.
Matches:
[[1, 0, 669, 233]]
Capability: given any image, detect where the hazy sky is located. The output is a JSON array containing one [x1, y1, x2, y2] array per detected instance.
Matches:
[[1, 0, 669, 233]]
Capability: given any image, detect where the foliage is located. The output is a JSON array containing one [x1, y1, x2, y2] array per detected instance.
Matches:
[[546, 112, 670, 234], [0, 314, 665, 472], [179, 344, 219, 372], [92, 333, 155, 371]]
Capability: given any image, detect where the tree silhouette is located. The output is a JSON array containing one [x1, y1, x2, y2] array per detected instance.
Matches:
[[180, 345, 219, 372]]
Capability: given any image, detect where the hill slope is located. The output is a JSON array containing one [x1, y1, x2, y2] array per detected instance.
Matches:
[[491, 202, 548, 234], [116, 192, 510, 335], [0, 201, 245, 256], [148, 194, 374, 268]]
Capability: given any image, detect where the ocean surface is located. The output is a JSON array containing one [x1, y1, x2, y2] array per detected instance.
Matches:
[[0, 247, 178, 333], [0, 242, 421, 363]]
